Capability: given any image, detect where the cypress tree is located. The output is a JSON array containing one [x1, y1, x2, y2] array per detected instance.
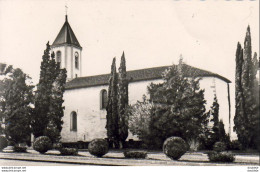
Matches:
[[234, 26, 259, 149], [32, 42, 67, 142], [106, 59, 113, 141], [234, 42, 246, 147], [242, 27, 259, 149], [118, 52, 129, 146], [210, 95, 220, 143], [44, 58, 67, 143], [106, 58, 119, 148], [32, 42, 52, 138]]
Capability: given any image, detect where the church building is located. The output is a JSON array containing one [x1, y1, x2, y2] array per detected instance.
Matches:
[[50, 15, 232, 144]]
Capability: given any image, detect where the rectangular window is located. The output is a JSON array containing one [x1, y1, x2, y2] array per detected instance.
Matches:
[[75, 56, 79, 69]]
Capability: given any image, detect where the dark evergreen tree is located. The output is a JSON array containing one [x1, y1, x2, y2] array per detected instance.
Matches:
[[32, 42, 67, 143], [234, 42, 246, 148], [44, 59, 67, 143], [32, 42, 52, 138], [218, 120, 230, 144], [118, 52, 129, 146], [106, 58, 119, 148], [234, 26, 259, 149], [142, 57, 207, 148], [106, 59, 114, 143], [210, 95, 220, 144], [0, 66, 33, 145]]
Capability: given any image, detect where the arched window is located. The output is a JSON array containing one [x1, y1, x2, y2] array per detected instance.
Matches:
[[75, 52, 79, 69], [56, 51, 61, 68], [70, 111, 77, 131], [100, 89, 108, 109]]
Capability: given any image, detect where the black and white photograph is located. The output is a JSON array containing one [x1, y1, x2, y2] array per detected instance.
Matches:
[[0, 0, 259, 171]]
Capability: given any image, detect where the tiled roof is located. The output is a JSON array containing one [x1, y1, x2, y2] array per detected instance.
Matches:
[[65, 64, 231, 90], [51, 15, 81, 48]]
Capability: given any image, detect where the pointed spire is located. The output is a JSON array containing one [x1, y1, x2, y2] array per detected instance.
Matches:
[[51, 15, 81, 48], [65, 4, 68, 22]]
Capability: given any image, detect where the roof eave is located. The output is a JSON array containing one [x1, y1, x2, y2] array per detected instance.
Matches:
[[51, 43, 82, 50]]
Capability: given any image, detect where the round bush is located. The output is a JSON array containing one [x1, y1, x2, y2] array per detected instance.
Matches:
[[13, 145, 27, 153], [33, 136, 52, 154], [8, 140, 16, 146], [163, 136, 188, 160], [213, 142, 226, 152], [88, 138, 109, 157], [0, 136, 8, 151], [59, 147, 78, 156], [124, 150, 147, 159], [208, 152, 235, 162], [230, 140, 242, 150], [53, 142, 63, 151]]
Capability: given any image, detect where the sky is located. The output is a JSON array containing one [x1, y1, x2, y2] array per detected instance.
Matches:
[[0, 0, 259, 129]]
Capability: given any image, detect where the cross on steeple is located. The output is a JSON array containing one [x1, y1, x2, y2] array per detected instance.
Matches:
[[65, 4, 68, 15], [65, 4, 68, 21]]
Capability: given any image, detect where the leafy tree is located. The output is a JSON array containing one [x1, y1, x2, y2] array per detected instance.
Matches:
[[0, 65, 33, 145], [129, 57, 207, 149], [127, 95, 158, 148], [106, 58, 119, 148], [0, 63, 8, 134], [118, 52, 129, 146], [32, 42, 67, 143], [234, 26, 259, 149]]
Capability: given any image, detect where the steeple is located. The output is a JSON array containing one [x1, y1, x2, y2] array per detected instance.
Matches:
[[51, 15, 81, 49], [50, 14, 83, 81]]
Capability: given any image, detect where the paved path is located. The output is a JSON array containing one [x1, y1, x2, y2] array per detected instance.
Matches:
[[0, 159, 82, 166], [0, 149, 258, 166]]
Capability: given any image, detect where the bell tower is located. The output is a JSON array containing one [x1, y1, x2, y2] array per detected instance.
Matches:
[[51, 15, 82, 81]]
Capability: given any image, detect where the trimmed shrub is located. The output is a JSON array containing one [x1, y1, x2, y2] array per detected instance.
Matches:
[[124, 150, 147, 159], [8, 140, 16, 146], [53, 142, 63, 151], [0, 136, 8, 151], [213, 142, 226, 152], [33, 136, 52, 154], [208, 152, 235, 162], [229, 140, 242, 150], [59, 147, 78, 156], [13, 145, 27, 153], [163, 136, 188, 160], [88, 138, 109, 157]]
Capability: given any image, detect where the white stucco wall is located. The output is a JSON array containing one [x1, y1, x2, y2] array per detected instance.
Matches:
[[61, 77, 232, 143], [62, 85, 107, 142], [199, 77, 231, 135]]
